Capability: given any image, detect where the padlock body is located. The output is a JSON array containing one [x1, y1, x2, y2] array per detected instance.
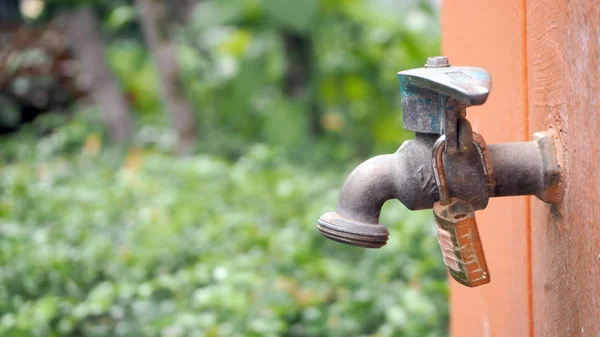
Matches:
[[433, 197, 490, 287]]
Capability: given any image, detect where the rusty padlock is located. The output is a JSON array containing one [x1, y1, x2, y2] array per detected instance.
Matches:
[[432, 134, 491, 287]]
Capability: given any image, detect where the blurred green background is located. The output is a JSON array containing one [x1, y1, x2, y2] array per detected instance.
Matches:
[[0, 0, 447, 336]]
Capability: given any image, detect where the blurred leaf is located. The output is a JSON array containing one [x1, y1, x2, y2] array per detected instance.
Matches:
[[191, 0, 245, 29], [218, 29, 253, 57], [263, 99, 308, 151], [105, 5, 137, 31], [81, 133, 102, 156], [0, 95, 21, 128], [343, 75, 369, 101], [261, 0, 318, 31]]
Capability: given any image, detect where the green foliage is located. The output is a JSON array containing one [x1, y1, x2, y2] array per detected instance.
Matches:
[[2, 1, 447, 336], [0, 115, 448, 337], [0, 94, 21, 129], [105, 5, 137, 32], [108, 41, 163, 122], [191, 0, 245, 29], [261, 0, 319, 31], [104, 0, 439, 161]]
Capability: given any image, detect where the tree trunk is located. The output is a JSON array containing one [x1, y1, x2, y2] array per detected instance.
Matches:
[[169, 0, 197, 24], [135, 0, 197, 154], [59, 6, 133, 142], [282, 30, 321, 136]]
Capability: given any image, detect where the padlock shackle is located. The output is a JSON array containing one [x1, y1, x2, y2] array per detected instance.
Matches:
[[432, 133, 496, 205], [432, 136, 451, 204]]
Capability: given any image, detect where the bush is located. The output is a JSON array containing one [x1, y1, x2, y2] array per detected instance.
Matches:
[[0, 118, 448, 337], [106, 0, 440, 161]]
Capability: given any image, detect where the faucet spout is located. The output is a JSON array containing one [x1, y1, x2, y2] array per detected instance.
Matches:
[[317, 134, 442, 248], [318, 152, 406, 248]]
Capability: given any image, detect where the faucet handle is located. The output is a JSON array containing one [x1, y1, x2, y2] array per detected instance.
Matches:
[[398, 66, 491, 106], [397, 57, 491, 136]]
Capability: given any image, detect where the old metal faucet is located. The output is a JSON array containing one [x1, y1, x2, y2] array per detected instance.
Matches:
[[317, 56, 563, 287]]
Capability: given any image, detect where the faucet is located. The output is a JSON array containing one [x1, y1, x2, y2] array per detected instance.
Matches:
[[317, 56, 563, 286]]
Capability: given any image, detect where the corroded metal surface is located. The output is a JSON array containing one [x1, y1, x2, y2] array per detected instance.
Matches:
[[397, 62, 491, 137], [317, 211, 388, 248], [533, 128, 563, 204], [432, 133, 496, 205], [434, 198, 490, 287], [316, 130, 562, 249], [317, 58, 564, 284], [424, 55, 450, 68], [431, 134, 492, 287]]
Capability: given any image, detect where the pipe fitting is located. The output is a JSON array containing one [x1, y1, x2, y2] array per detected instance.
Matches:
[[318, 130, 563, 248], [317, 58, 564, 251], [533, 128, 564, 204], [317, 57, 565, 289]]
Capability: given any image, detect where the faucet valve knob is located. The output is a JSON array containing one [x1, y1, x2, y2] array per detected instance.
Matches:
[[398, 56, 491, 154]]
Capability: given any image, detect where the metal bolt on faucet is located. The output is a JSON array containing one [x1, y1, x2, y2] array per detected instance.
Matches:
[[317, 56, 563, 287]]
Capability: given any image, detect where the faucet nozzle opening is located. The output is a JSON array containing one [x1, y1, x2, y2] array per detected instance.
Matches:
[[318, 212, 388, 248]]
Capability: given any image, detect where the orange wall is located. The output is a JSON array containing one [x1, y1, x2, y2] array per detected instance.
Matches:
[[442, 1, 532, 336], [444, 1, 600, 335]]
